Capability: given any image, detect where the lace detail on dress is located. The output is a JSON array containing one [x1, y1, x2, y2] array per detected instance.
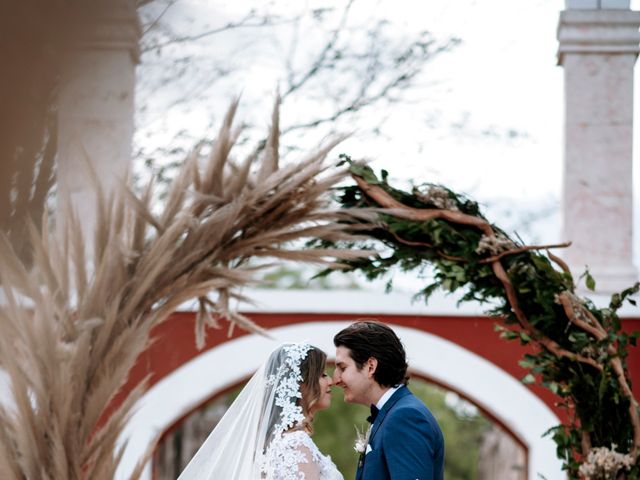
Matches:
[[261, 431, 344, 480], [266, 343, 312, 437]]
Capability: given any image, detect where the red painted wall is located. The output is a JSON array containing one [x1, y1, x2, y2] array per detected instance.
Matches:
[[113, 311, 640, 427]]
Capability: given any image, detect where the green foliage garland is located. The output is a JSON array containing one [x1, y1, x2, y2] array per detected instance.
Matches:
[[317, 158, 640, 479]]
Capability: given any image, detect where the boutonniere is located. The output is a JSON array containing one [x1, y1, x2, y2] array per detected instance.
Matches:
[[354, 425, 371, 467]]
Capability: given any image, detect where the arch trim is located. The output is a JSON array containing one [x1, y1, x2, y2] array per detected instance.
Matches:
[[117, 321, 563, 479]]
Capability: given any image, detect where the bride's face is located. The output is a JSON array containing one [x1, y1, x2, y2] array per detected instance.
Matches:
[[311, 372, 333, 413]]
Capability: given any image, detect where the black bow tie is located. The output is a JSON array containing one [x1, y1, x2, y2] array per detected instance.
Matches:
[[367, 404, 379, 424]]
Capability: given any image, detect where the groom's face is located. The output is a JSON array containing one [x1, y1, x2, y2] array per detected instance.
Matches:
[[333, 346, 375, 405]]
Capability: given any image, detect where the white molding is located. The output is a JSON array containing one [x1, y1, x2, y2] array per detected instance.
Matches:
[[230, 288, 494, 316], [177, 288, 640, 318], [69, 1, 141, 62], [117, 322, 564, 480], [557, 9, 640, 61], [566, 0, 630, 9]]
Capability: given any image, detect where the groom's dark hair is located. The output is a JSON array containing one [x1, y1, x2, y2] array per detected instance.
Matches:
[[334, 321, 408, 387]]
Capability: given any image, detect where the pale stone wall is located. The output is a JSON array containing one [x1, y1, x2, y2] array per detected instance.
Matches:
[[557, 6, 640, 292], [56, 1, 140, 245], [0, 0, 141, 412]]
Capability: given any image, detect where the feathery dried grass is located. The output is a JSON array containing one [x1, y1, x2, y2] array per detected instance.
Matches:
[[0, 100, 373, 479]]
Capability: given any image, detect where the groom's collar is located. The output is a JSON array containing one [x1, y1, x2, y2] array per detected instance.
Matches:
[[375, 384, 404, 411], [367, 386, 410, 442]]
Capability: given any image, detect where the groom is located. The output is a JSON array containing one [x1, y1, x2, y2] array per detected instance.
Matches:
[[333, 321, 444, 480]]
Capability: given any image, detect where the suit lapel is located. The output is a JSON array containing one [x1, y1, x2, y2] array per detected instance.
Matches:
[[368, 386, 411, 443]]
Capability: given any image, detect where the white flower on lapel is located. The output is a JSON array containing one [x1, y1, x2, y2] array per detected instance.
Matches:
[[354, 425, 371, 454]]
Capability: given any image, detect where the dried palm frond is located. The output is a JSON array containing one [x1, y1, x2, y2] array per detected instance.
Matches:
[[0, 100, 373, 479]]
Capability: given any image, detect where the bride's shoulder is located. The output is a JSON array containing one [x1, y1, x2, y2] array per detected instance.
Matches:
[[269, 430, 321, 458], [279, 430, 316, 449], [264, 430, 343, 480], [261, 431, 320, 476]]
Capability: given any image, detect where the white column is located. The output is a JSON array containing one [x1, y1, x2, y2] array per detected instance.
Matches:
[[56, 1, 140, 243], [557, 1, 640, 292]]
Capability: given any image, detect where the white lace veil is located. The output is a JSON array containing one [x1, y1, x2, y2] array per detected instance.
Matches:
[[177, 343, 313, 479]]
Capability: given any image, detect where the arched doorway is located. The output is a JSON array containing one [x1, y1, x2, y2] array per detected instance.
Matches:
[[116, 322, 563, 480], [154, 376, 526, 479]]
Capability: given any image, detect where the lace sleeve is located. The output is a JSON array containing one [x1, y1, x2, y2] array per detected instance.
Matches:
[[294, 442, 321, 480], [262, 431, 322, 480]]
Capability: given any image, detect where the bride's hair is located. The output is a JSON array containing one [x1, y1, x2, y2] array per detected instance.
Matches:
[[299, 347, 327, 430]]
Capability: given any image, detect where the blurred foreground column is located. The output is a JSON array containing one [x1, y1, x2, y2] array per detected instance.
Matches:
[[57, 1, 140, 244], [557, 0, 640, 292]]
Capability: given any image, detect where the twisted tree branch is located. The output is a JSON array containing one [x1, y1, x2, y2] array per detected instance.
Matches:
[[557, 292, 640, 458], [354, 173, 604, 372]]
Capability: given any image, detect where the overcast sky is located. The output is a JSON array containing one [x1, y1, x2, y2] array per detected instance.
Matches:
[[136, 0, 640, 268]]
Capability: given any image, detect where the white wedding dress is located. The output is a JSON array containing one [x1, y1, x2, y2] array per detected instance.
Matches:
[[261, 430, 344, 480], [177, 343, 345, 480]]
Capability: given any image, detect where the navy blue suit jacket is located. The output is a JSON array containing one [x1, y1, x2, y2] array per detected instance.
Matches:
[[356, 386, 444, 480]]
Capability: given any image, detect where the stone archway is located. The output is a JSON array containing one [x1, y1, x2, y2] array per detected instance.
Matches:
[[117, 321, 563, 480]]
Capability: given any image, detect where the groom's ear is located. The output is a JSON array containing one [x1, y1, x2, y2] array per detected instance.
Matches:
[[365, 357, 378, 378]]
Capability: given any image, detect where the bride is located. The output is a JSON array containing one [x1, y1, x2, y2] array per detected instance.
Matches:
[[177, 343, 344, 479]]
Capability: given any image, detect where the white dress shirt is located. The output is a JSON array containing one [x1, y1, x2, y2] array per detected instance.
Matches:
[[376, 384, 403, 410]]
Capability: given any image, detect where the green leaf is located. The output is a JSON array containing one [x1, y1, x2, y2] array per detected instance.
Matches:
[[500, 330, 519, 341], [349, 164, 380, 184], [518, 358, 536, 369], [442, 278, 454, 292], [544, 382, 560, 395], [337, 153, 352, 166], [385, 279, 393, 293], [598, 373, 608, 403], [542, 424, 562, 438], [520, 332, 532, 344], [521, 373, 536, 385], [585, 272, 596, 291]]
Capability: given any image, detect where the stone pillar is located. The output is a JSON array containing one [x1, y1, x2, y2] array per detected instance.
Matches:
[[557, 0, 640, 292], [56, 1, 140, 245]]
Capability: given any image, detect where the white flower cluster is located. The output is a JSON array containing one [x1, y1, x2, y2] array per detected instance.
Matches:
[[267, 343, 312, 437], [475, 234, 515, 256], [354, 425, 371, 454], [578, 445, 634, 479], [413, 185, 459, 211]]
